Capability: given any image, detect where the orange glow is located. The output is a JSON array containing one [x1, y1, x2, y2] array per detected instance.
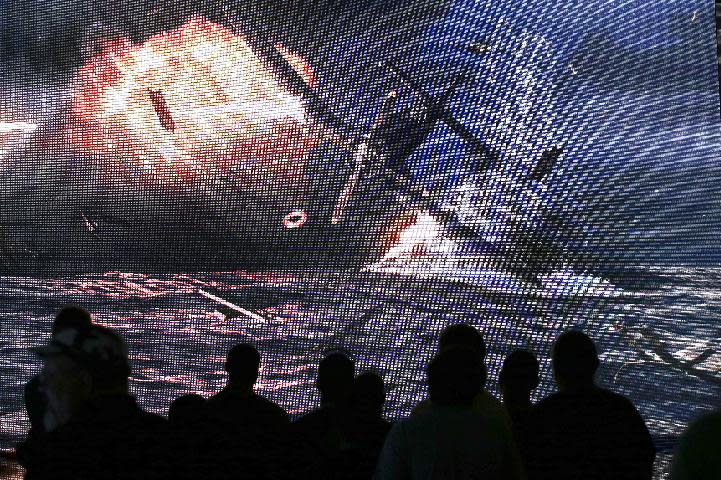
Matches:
[[66, 16, 319, 199], [381, 210, 419, 254]]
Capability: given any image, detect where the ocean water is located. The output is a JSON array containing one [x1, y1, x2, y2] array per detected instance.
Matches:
[[1, 265, 719, 479]]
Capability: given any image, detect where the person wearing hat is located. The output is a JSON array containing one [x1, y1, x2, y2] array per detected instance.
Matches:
[[16, 306, 93, 476], [23, 305, 93, 434], [20, 324, 168, 480]]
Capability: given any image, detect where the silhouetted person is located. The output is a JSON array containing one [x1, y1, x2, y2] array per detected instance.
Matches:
[[344, 372, 392, 479], [499, 349, 539, 457], [17, 306, 94, 476], [167, 394, 210, 480], [376, 347, 524, 479], [19, 324, 168, 480], [207, 343, 289, 480], [411, 324, 512, 428], [24, 306, 93, 432], [670, 407, 721, 479], [527, 330, 655, 480], [291, 351, 356, 478], [169, 394, 206, 425]]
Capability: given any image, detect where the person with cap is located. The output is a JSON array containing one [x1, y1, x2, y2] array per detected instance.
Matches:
[[16, 305, 93, 476], [19, 323, 168, 480], [526, 330, 655, 480], [375, 347, 524, 480], [23, 306, 93, 434]]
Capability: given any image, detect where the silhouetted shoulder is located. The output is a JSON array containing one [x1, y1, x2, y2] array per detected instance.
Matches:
[[534, 388, 637, 413], [207, 387, 234, 406], [209, 389, 289, 429], [594, 388, 641, 409], [292, 407, 332, 431], [671, 410, 721, 480], [533, 390, 570, 410], [410, 398, 431, 417], [412, 391, 510, 423], [376, 406, 523, 480], [533, 387, 652, 441], [529, 388, 654, 480], [251, 393, 290, 423], [474, 390, 513, 426], [23, 375, 45, 430], [140, 409, 168, 425], [679, 410, 721, 441]]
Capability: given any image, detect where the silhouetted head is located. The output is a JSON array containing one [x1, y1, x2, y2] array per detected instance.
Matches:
[[225, 344, 260, 389], [438, 323, 486, 359], [52, 305, 92, 336], [169, 394, 207, 426], [499, 349, 539, 401], [317, 352, 355, 406], [551, 330, 599, 391], [351, 371, 386, 418], [427, 347, 484, 407]]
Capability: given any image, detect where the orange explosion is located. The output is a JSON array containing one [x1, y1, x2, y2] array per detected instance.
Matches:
[[67, 16, 319, 198]]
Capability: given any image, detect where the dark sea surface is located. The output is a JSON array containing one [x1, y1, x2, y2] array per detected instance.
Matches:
[[1, 265, 720, 478]]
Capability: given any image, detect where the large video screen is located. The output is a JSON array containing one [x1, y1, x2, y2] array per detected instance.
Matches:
[[2, 0, 720, 476]]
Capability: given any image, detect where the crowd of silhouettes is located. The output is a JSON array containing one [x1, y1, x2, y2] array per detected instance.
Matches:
[[8, 305, 719, 479]]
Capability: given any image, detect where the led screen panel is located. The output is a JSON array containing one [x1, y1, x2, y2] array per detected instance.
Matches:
[[1, 1, 720, 477]]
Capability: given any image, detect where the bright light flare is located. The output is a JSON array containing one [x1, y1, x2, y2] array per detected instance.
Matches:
[[380, 210, 440, 261], [66, 16, 319, 202], [0, 122, 37, 134]]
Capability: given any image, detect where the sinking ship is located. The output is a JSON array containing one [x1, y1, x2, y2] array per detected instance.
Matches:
[[0, 15, 575, 283]]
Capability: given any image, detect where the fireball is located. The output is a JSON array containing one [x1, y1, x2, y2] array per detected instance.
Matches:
[[66, 16, 319, 206]]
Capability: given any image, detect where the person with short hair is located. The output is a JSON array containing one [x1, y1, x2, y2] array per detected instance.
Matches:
[[499, 349, 539, 459], [291, 351, 356, 478], [438, 323, 486, 356], [207, 343, 289, 479], [351, 371, 388, 421], [51, 305, 93, 336], [344, 372, 392, 479], [315, 351, 356, 408], [19, 324, 168, 480], [166, 394, 210, 480], [527, 330, 655, 480], [411, 324, 512, 429], [168, 394, 207, 426], [375, 347, 524, 480]]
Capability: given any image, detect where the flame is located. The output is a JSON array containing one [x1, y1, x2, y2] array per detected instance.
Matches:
[[66, 16, 318, 199], [380, 210, 440, 261]]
